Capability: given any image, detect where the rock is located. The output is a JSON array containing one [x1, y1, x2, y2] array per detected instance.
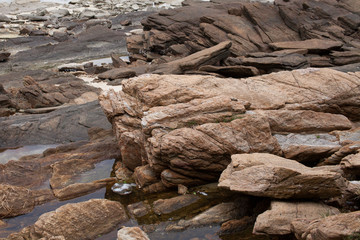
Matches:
[[275, 133, 341, 162], [256, 110, 352, 133], [53, 178, 116, 200], [153, 194, 201, 215], [0, 14, 10, 23], [127, 201, 151, 218], [291, 211, 360, 240], [19, 199, 128, 240], [178, 184, 188, 195], [1, 129, 119, 189], [0, 184, 35, 218], [253, 201, 340, 235], [269, 39, 343, 53], [133, 165, 159, 188], [57, 63, 86, 72], [98, 68, 136, 80], [198, 65, 260, 78], [331, 50, 360, 66], [0, 52, 10, 62], [100, 68, 360, 189], [0, 101, 111, 148], [111, 53, 128, 68], [153, 41, 232, 74], [167, 202, 239, 231], [219, 217, 253, 236], [340, 152, 360, 175], [120, 19, 132, 26], [117, 227, 150, 240], [218, 153, 349, 199]]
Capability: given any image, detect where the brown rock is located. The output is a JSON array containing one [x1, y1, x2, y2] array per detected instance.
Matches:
[[127, 201, 151, 218], [340, 152, 360, 175], [256, 110, 352, 133], [153, 41, 232, 74], [291, 211, 360, 240], [198, 65, 260, 78], [218, 153, 349, 199], [98, 68, 136, 80], [117, 227, 149, 240], [120, 130, 146, 171], [111, 53, 128, 68], [178, 184, 188, 195], [153, 194, 200, 215], [219, 217, 253, 236], [133, 165, 159, 188], [53, 178, 116, 200], [29, 199, 128, 240], [253, 201, 340, 235], [0, 184, 35, 218], [269, 39, 343, 53]]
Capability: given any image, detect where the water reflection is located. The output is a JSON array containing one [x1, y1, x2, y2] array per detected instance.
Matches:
[[0, 144, 59, 164]]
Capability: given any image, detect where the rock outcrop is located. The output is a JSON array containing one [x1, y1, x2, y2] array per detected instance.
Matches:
[[218, 153, 349, 199], [253, 201, 340, 235], [8, 199, 128, 240], [100, 68, 360, 189], [291, 211, 360, 240]]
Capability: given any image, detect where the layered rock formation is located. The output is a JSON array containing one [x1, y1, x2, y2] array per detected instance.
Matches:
[[122, 0, 360, 77], [100, 68, 360, 190]]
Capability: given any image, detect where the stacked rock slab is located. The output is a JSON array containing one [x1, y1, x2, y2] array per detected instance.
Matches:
[[99, 68, 360, 190], [126, 0, 360, 75]]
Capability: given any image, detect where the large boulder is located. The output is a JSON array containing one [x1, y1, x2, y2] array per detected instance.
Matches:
[[218, 153, 349, 199], [253, 201, 340, 235], [99, 68, 360, 189]]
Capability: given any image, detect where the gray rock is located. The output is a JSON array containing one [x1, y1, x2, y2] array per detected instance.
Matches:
[[0, 14, 10, 23], [0, 100, 111, 148]]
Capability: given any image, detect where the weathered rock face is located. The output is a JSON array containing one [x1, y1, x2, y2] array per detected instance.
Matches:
[[100, 68, 359, 189], [253, 201, 340, 235], [0, 184, 35, 218], [11, 199, 128, 240], [117, 227, 150, 240], [291, 211, 360, 240], [218, 153, 349, 199], [125, 0, 360, 75]]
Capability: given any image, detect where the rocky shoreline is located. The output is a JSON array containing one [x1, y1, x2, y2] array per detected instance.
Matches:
[[1, 0, 360, 239]]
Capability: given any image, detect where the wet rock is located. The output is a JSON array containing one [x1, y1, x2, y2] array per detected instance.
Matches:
[[0, 52, 10, 62], [0, 128, 119, 189], [219, 217, 253, 236], [253, 201, 340, 235], [291, 211, 360, 240], [178, 184, 188, 195], [269, 39, 343, 53], [153, 194, 201, 215], [167, 202, 239, 231], [218, 153, 349, 199], [117, 227, 149, 240], [0, 101, 111, 148], [133, 165, 158, 188], [111, 182, 137, 195], [15, 199, 128, 240], [0, 184, 35, 218], [98, 68, 136, 80], [127, 201, 151, 218], [53, 178, 116, 200]]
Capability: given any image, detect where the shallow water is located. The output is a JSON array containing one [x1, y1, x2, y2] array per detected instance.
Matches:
[[0, 144, 58, 164], [69, 159, 115, 184]]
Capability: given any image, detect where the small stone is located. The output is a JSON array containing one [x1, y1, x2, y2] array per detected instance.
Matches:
[[117, 227, 150, 240], [132, 4, 140, 10], [127, 201, 151, 218], [178, 184, 188, 195], [120, 19, 132, 26]]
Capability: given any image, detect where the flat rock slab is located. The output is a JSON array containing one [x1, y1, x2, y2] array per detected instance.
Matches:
[[253, 201, 340, 235], [9, 199, 128, 240], [0, 100, 111, 148], [269, 39, 343, 53], [218, 153, 349, 199]]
